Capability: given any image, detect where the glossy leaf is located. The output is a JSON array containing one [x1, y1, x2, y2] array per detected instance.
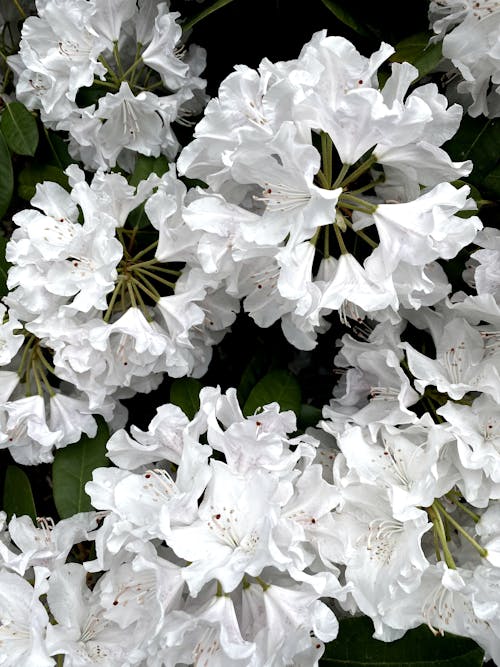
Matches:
[[319, 0, 377, 38], [237, 347, 272, 406], [128, 154, 169, 187], [321, 617, 484, 666], [18, 164, 69, 201], [0, 235, 10, 299], [444, 116, 500, 196], [243, 370, 301, 417], [3, 465, 37, 522], [170, 378, 202, 420], [0, 129, 13, 219], [389, 32, 442, 79], [0, 101, 39, 156], [298, 404, 322, 430], [52, 419, 109, 519], [183, 0, 236, 33]]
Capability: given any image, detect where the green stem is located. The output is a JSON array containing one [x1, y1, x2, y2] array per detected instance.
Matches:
[[136, 264, 182, 276], [120, 43, 143, 81], [137, 80, 164, 93], [341, 154, 377, 188], [93, 77, 119, 90], [324, 224, 330, 259], [104, 280, 123, 323], [131, 276, 160, 302], [434, 500, 488, 557], [433, 525, 442, 562], [120, 279, 127, 312], [113, 41, 124, 77], [132, 239, 158, 263], [332, 163, 349, 190], [98, 54, 120, 84], [333, 223, 348, 255], [339, 193, 377, 214], [446, 492, 480, 523], [36, 348, 56, 377], [343, 217, 378, 249], [130, 240, 158, 262], [255, 576, 270, 591], [37, 364, 55, 398], [30, 355, 44, 397], [428, 503, 456, 569], [11, 0, 26, 17], [316, 170, 330, 190], [348, 176, 384, 195], [321, 132, 333, 187], [309, 227, 321, 247], [127, 281, 138, 309], [135, 267, 176, 289], [17, 335, 36, 379]]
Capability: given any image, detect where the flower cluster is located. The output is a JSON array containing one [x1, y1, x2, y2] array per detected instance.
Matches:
[[0, 164, 237, 464], [177, 31, 481, 348], [9, 0, 207, 169], [0, 0, 499, 665], [428, 0, 500, 117], [0, 389, 345, 665]]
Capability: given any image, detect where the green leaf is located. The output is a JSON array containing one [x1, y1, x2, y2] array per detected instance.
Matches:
[[170, 378, 202, 420], [0, 235, 10, 299], [243, 370, 301, 417], [52, 418, 109, 519], [298, 404, 322, 430], [319, 0, 378, 38], [0, 129, 13, 219], [3, 465, 36, 521], [237, 347, 272, 406], [182, 0, 236, 33], [128, 154, 169, 188], [444, 116, 500, 195], [320, 617, 484, 666], [389, 32, 442, 79], [18, 164, 69, 201], [0, 101, 39, 156], [482, 161, 500, 198], [44, 129, 73, 168]]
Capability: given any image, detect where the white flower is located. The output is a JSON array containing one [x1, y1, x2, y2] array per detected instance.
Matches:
[[0, 569, 53, 667], [9, 0, 107, 123], [359, 183, 482, 278], [168, 461, 289, 595]]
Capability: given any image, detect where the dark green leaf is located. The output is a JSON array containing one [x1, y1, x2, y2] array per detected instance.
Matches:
[[444, 116, 500, 195], [3, 465, 36, 521], [243, 370, 301, 417], [321, 617, 484, 666], [389, 32, 442, 79], [170, 378, 202, 420], [18, 164, 69, 201], [182, 0, 236, 33], [0, 129, 13, 219], [0, 101, 38, 156], [319, 0, 378, 38], [52, 418, 109, 519], [44, 129, 73, 168], [128, 154, 169, 188], [482, 162, 500, 198], [298, 404, 322, 430], [237, 347, 272, 406], [75, 86, 104, 109], [0, 235, 10, 299]]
